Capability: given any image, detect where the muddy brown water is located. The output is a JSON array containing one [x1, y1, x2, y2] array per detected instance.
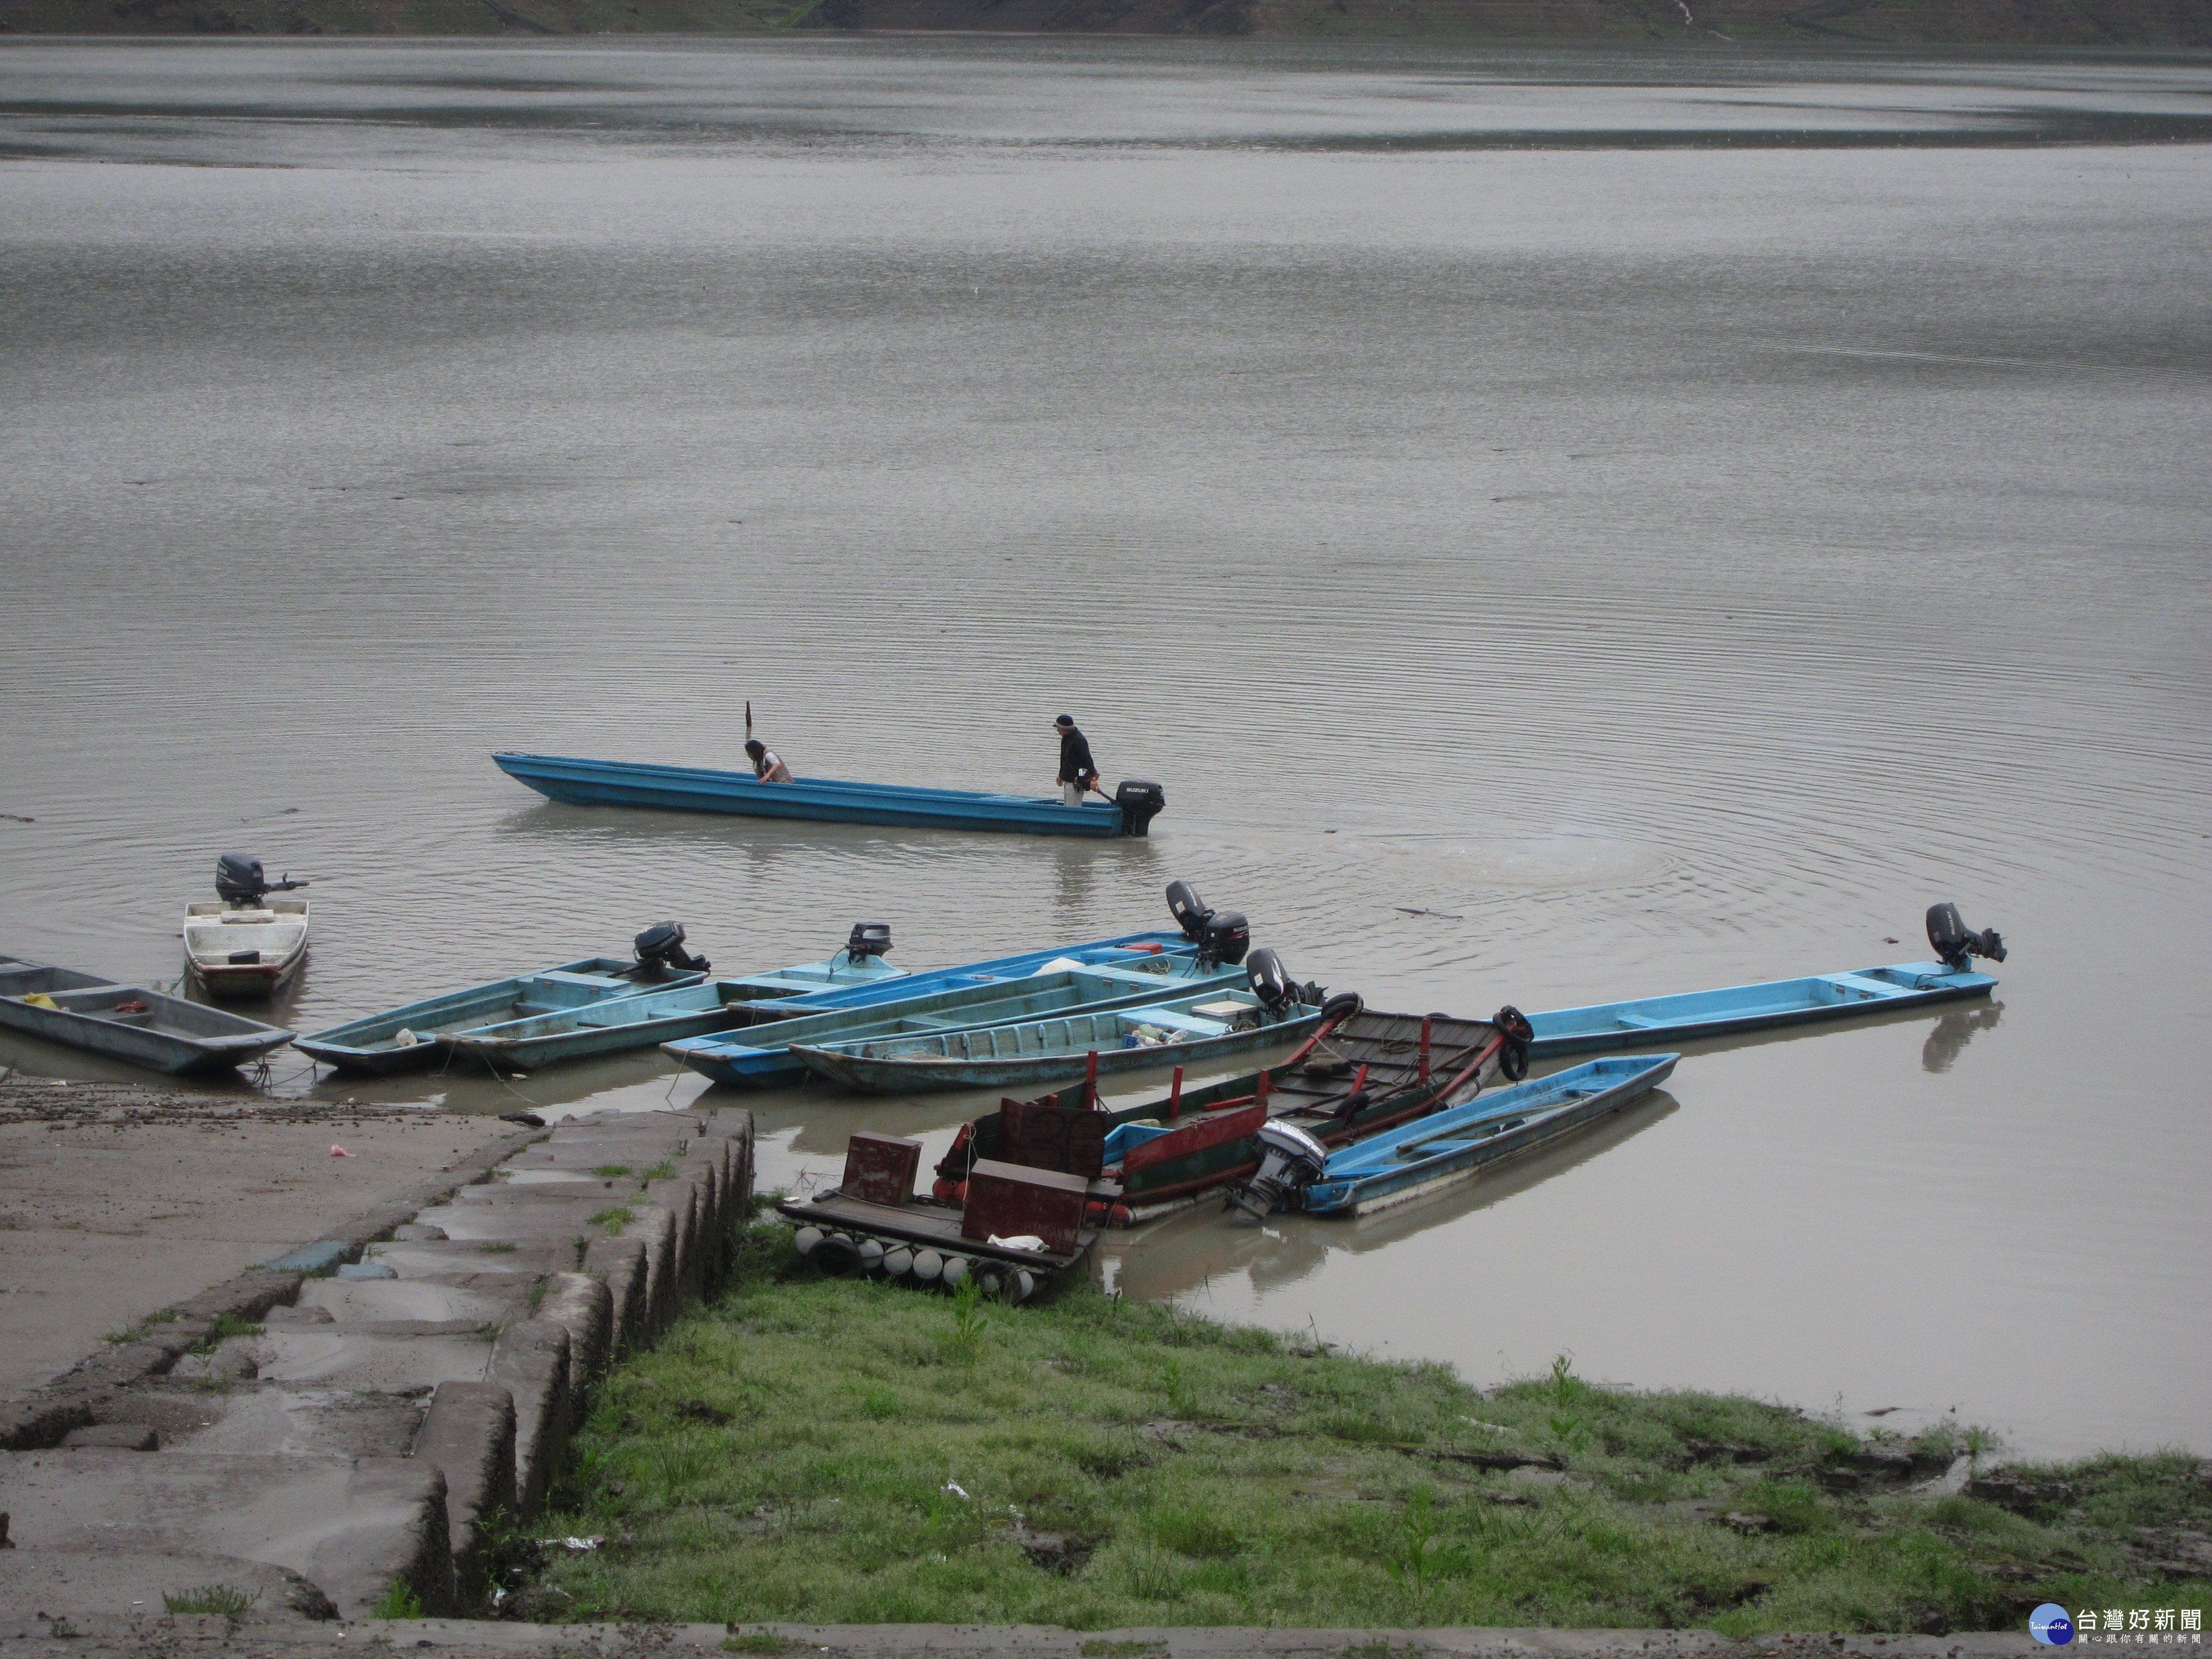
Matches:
[[1, 37, 2207, 1458]]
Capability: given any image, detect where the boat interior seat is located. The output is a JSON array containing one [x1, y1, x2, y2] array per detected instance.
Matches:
[[535, 970, 631, 990], [1119, 1010, 1230, 1037], [1824, 973, 1901, 999]]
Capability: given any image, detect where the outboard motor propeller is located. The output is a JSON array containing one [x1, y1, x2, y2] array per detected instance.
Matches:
[[215, 853, 306, 908], [1166, 879, 1212, 943], [1926, 903, 2006, 974], [631, 922, 711, 977], [844, 922, 893, 964], [1245, 947, 1292, 1011], [1227, 1120, 1330, 1223]]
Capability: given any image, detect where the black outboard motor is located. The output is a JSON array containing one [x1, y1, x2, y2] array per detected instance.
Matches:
[[1226, 1120, 1330, 1223], [1115, 780, 1166, 837], [1245, 946, 1291, 1011], [844, 922, 893, 965], [215, 853, 306, 908], [1202, 911, 1252, 971], [1926, 903, 2006, 974], [1166, 879, 1212, 942], [632, 922, 711, 978]]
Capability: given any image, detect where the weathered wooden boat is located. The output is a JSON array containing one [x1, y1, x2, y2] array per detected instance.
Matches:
[[1527, 903, 2006, 1056], [779, 1131, 1107, 1301], [182, 854, 311, 999], [663, 880, 1244, 1087], [1284, 1054, 1680, 1218], [659, 955, 1244, 1088], [933, 1002, 1526, 1226], [0, 953, 295, 1076], [493, 751, 1167, 839], [788, 950, 1333, 1096], [293, 922, 733, 1074]]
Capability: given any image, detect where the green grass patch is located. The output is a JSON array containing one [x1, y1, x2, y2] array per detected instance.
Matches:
[[588, 1207, 636, 1235], [526, 1226, 2210, 1632], [480, 1241, 518, 1253], [592, 1164, 634, 1178], [369, 1578, 424, 1619], [642, 1161, 678, 1182]]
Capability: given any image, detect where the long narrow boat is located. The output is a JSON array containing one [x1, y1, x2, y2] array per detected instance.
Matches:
[[1290, 1054, 1680, 1218], [0, 953, 295, 1076], [494, 751, 1165, 839], [295, 954, 722, 1074], [665, 883, 1239, 1087], [455, 954, 1236, 1074], [788, 955, 1331, 1096], [935, 1004, 1522, 1225], [1528, 905, 2006, 1056], [657, 954, 1242, 1087]]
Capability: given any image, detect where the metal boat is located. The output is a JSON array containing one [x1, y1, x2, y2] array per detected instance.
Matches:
[[0, 953, 294, 1076], [182, 854, 310, 999]]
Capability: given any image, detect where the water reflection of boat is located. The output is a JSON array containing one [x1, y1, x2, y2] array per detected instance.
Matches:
[[1922, 1000, 2003, 1074]]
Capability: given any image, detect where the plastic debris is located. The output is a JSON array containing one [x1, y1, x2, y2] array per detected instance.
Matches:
[[329, 1144, 355, 1158], [537, 1535, 603, 1551], [987, 1235, 1046, 1252], [942, 1481, 970, 1500]]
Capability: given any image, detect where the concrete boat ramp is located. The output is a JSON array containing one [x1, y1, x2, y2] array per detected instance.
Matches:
[[0, 1104, 754, 1631]]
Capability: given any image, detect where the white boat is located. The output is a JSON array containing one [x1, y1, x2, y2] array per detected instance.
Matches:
[[183, 854, 310, 999]]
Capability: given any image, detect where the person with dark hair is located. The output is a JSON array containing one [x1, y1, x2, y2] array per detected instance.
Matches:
[[744, 738, 793, 783], [1054, 714, 1098, 807]]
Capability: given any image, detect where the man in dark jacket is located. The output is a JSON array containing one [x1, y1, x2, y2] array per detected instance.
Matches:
[[1054, 715, 1098, 806]]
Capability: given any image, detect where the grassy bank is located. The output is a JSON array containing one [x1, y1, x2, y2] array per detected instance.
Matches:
[[522, 1226, 2210, 1632]]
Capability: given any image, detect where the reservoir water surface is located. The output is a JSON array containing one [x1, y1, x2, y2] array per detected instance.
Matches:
[[2, 36, 2207, 1459]]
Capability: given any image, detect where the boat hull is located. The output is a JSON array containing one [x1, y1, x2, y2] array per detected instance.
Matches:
[[1526, 962, 1995, 1056], [662, 933, 1203, 1087], [494, 751, 1139, 838], [294, 957, 710, 1074], [791, 999, 1325, 1096], [183, 899, 309, 1000], [1301, 1055, 1678, 1217], [0, 954, 294, 1076]]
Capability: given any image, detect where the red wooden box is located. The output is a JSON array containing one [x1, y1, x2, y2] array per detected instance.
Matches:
[[960, 1158, 1088, 1254], [842, 1131, 923, 1206]]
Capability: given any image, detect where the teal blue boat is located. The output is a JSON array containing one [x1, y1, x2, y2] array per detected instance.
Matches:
[[789, 951, 1333, 1096], [1293, 1054, 1680, 1218], [662, 954, 1242, 1087], [294, 954, 726, 1074], [0, 952, 294, 1077], [440, 947, 912, 1072], [494, 751, 1165, 839]]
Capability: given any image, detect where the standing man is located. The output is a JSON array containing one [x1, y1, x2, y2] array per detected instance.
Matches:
[[744, 739, 794, 783], [1054, 714, 1099, 807]]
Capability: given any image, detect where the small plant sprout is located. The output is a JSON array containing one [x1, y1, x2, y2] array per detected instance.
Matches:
[[162, 1584, 259, 1619]]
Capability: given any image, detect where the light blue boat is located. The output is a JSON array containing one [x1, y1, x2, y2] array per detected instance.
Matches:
[[1526, 903, 2005, 1056], [493, 752, 1164, 839], [295, 955, 725, 1074], [663, 945, 1227, 1088], [788, 971, 1330, 1096], [1298, 1054, 1679, 1217], [440, 947, 913, 1072], [1527, 962, 1996, 1055]]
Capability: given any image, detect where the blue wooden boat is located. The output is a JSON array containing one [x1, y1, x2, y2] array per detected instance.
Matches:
[[789, 953, 1332, 1096], [1292, 1054, 1680, 1218], [0, 953, 294, 1076], [295, 954, 722, 1074], [1528, 962, 1996, 1055], [439, 947, 913, 1072], [1527, 902, 2005, 1056], [660, 955, 1247, 1088], [492, 752, 1165, 839]]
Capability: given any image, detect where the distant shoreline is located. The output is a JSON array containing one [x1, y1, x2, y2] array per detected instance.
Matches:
[[2, 0, 2207, 46]]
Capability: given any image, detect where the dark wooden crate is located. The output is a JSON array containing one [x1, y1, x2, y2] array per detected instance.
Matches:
[[997, 1096, 1107, 1179], [842, 1131, 923, 1206], [961, 1158, 1088, 1253]]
